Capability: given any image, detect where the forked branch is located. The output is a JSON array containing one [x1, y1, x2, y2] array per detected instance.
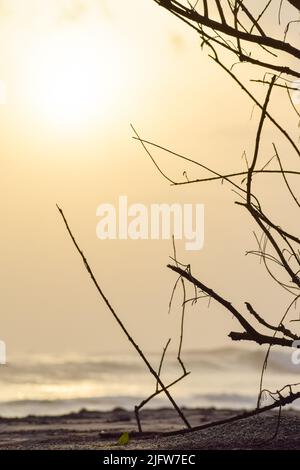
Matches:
[[57, 205, 191, 430]]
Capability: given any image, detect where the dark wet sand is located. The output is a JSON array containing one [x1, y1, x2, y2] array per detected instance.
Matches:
[[0, 407, 299, 450]]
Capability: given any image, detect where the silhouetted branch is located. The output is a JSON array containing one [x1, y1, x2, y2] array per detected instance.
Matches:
[[273, 143, 300, 209], [134, 369, 190, 433], [168, 263, 298, 348], [288, 0, 300, 12], [257, 296, 300, 408], [162, 387, 300, 437], [142, 0, 300, 435], [245, 302, 298, 340], [57, 205, 191, 430], [133, 136, 300, 186], [247, 75, 276, 204], [228, 331, 292, 346], [155, 1, 300, 61], [212, 56, 300, 158], [171, 236, 188, 374], [156, 338, 172, 393], [134, 336, 190, 433]]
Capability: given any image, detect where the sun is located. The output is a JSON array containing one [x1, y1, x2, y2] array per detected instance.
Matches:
[[26, 28, 121, 130]]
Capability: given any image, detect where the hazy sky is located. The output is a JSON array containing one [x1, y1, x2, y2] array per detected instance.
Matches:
[[1, 1, 300, 357]]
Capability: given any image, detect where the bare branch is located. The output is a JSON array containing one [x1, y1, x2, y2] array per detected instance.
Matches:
[[167, 264, 297, 348], [155, 1, 300, 60], [57, 205, 191, 429]]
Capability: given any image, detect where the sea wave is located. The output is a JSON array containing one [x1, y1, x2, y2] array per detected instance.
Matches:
[[0, 346, 300, 417]]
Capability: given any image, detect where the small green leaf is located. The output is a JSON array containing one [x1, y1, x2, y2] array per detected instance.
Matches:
[[118, 432, 130, 446]]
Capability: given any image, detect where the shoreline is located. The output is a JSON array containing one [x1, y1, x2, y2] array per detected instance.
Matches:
[[0, 406, 299, 450]]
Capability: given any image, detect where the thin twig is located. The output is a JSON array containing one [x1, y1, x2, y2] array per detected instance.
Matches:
[[57, 205, 191, 429]]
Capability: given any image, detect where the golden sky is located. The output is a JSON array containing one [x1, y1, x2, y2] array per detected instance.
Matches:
[[1, 1, 299, 356]]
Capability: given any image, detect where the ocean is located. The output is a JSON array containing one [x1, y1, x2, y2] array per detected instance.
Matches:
[[0, 346, 299, 418]]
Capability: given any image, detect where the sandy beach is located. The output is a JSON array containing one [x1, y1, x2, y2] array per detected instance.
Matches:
[[0, 407, 299, 450]]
